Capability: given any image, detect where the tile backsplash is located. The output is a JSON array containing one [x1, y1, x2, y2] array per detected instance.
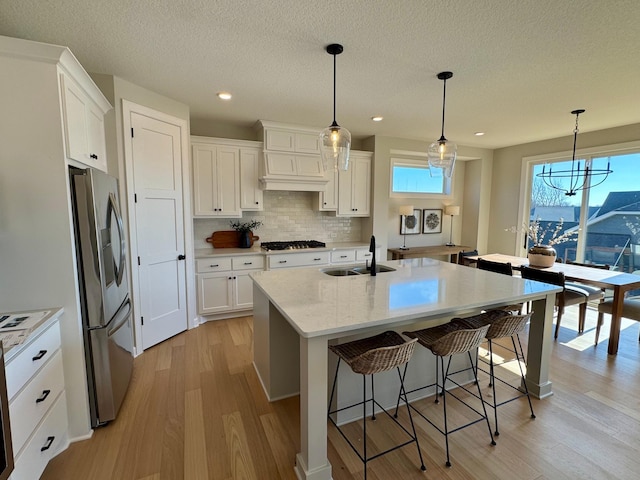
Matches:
[[193, 191, 363, 249]]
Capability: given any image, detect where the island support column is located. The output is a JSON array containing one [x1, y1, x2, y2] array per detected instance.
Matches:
[[294, 335, 332, 480], [525, 291, 556, 398]]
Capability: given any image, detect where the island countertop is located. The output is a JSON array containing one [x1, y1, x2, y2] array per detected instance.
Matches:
[[250, 257, 561, 338]]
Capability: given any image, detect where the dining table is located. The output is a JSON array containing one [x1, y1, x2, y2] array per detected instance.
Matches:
[[474, 253, 640, 355]]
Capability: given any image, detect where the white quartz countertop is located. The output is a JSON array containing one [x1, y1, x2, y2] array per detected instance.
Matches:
[[250, 258, 561, 338], [1, 307, 63, 361], [195, 241, 371, 258]]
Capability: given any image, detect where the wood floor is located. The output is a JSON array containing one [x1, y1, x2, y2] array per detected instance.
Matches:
[[42, 308, 640, 480]]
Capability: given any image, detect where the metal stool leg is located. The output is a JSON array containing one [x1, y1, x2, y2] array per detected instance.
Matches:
[[514, 334, 536, 419], [396, 365, 426, 472], [468, 351, 497, 448], [488, 339, 500, 436], [441, 356, 452, 467]]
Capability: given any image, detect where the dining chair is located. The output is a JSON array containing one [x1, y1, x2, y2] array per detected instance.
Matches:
[[458, 249, 479, 266], [476, 258, 522, 314], [564, 259, 609, 333], [520, 266, 590, 339], [595, 298, 640, 345]]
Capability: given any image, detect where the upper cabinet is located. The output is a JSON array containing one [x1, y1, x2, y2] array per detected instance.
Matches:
[[337, 151, 372, 217], [191, 136, 263, 217], [60, 72, 109, 172], [256, 120, 328, 192]]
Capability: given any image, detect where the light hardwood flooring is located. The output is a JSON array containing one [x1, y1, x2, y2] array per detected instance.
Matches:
[[42, 307, 640, 480]]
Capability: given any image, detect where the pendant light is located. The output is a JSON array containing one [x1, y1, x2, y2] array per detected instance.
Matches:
[[536, 109, 612, 196], [427, 71, 457, 178], [320, 43, 351, 172]]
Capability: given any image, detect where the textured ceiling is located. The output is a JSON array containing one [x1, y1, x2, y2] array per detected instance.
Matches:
[[1, 0, 639, 149]]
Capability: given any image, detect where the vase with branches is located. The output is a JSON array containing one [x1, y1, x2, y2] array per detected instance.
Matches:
[[230, 219, 262, 248], [506, 218, 577, 267]]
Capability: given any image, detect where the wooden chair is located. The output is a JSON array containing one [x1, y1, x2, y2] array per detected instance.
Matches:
[[476, 258, 523, 314], [595, 298, 640, 345], [458, 249, 478, 266], [328, 331, 425, 479], [564, 259, 609, 333], [520, 266, 590, 339]]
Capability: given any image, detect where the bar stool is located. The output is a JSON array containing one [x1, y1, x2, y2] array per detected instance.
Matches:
[[328, 331, 426, 479], [399, 323, 495, 467], [451, 312, 536, 436]]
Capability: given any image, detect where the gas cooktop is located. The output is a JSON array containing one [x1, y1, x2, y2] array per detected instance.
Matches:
[[260, 240, 326, 251]]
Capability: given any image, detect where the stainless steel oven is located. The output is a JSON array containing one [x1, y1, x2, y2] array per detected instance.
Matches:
[[0, 346, 13, 480]]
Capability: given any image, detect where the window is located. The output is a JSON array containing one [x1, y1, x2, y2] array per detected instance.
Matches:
[[524, 142, 640, 272], [390, 158, 450, 197]]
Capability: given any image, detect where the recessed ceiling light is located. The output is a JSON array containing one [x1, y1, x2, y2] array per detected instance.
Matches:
[[474, 132, 485, 136], [217, 91, 232, 100], [371, 116, 383, 122]]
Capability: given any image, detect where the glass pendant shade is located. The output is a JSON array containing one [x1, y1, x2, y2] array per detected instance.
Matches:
[[320, 43, 351, 172], [427, 71, 456, 178], [427, 137, 457, 178], [320, 122, 351, 171]]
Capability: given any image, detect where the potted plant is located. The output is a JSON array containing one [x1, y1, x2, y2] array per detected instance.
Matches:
[[230, 219, 263, 248], [506, 218, 577, 267]]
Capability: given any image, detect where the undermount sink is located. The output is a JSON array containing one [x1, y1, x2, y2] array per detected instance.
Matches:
[[322, 265, 396, 276]]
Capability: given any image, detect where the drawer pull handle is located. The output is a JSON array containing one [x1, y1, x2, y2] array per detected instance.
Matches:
[[89, 153, 98, 159], [340, 255, 347, 258], [32, 350, 47, 361], [279, 260, 287, 264], [41, 436, 55, 452], [244, 262, 253, 265], [36, 389, 51, 403], [314, 258, 322, 261], [209, 264, 219, 268]]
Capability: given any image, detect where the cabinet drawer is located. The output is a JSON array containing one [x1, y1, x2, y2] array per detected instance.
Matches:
[[268, 251, 330, 269], [232, 255, 264, 271], [356, 248, 380, 262], [6, 322, 61, 400], [10, 350, 65, 456], [11, 391, 68, 480], [331, 250, 356, 263], [196, 257, 232, 273]]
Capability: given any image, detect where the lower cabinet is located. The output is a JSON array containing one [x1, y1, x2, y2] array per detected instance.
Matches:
[[6, 317, 68, 480], [196, 255, 264, 317]]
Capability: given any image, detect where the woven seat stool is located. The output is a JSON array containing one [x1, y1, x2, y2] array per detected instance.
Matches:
[[328, 330, 425, 479], [451, 312, 536, 436], [398, 323, 495, 467]]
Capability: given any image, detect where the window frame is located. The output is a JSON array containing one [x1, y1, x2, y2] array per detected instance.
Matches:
[[389, 156, 453, 199]]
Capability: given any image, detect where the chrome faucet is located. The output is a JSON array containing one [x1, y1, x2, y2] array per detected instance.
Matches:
[[368, 235, 376, 276]]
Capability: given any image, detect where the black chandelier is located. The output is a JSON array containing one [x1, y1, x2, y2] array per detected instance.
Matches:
[[537, 109, 612, 196]]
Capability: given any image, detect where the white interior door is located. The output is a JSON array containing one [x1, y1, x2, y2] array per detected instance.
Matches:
[[130, 111, 187, 350]]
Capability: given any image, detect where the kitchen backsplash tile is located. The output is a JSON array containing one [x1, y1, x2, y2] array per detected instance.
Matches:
[[193, 191, 362, 249]]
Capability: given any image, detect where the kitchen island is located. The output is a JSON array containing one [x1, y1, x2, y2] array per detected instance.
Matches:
[[250, 257, 561, 480]]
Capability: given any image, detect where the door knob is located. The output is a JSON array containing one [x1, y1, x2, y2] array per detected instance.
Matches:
[[178, 254, 186, 260]]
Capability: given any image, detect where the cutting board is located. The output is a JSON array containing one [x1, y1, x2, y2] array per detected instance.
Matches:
[[206, 230, 260, 248]]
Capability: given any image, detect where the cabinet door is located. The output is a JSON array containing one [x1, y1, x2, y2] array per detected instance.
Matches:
[[197, 273, 233, 314], [351, 156, 371, 216], [216, 147, 241, 216], [318, 169, 338, 211], [234, 272, 254, 309], [192, 144, 217, 215], [239, 148, 263, 210], [60, 74, 107, 172]]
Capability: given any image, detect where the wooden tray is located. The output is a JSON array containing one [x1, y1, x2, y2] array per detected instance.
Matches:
[[206, 230, 260, 248]]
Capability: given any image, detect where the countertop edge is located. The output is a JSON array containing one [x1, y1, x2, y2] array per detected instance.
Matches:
[[3, 307, 64, 363]]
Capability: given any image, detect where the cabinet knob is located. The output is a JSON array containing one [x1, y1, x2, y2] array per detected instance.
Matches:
[[255, 201, 259, 205]]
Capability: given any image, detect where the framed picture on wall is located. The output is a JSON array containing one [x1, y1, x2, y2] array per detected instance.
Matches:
[[400, 209, 421, 235], [422, 209, 443, 234]]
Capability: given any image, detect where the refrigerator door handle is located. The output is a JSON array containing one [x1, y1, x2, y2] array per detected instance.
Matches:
[[107, 191, 126, 287], [107, 299, 131, 338]]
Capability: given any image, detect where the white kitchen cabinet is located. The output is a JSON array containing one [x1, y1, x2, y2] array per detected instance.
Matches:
[[6, 316, 68, 480], [196, 254, 264, 316], [317, 168, 338, 211], [337, 151, 372, 217], [192, 142, 241, 217], [240, 147, 263, 211], [60, 72, 108, 172]]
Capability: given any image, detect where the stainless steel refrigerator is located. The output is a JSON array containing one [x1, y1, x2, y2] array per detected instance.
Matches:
[[70, 167, 134, 428]]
